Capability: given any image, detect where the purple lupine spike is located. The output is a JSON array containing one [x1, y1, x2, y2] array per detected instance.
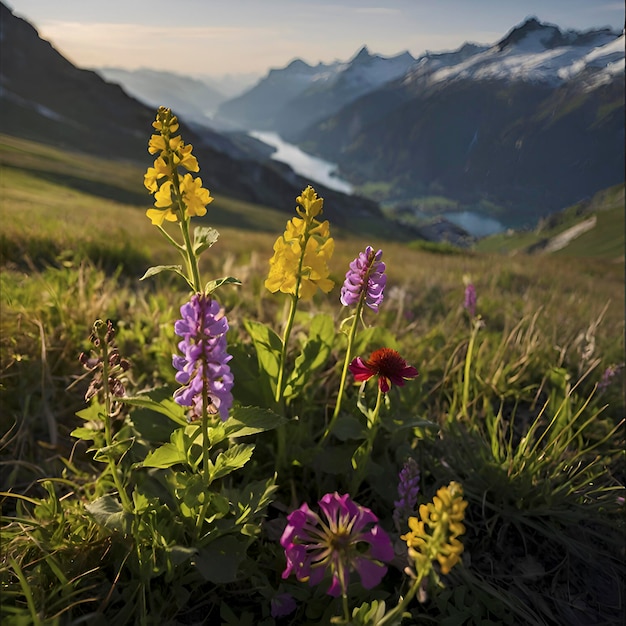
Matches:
[[340, 246, 387, 312], [280, 492, 394, 597], [172, 294, 233, 421], [464, 283, 477, 318], [393, 457, 420, 531]]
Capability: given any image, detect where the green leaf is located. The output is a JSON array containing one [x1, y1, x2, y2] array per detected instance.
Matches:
[[330, 414, 366, 441], [122, 391, 188, 426], [75, 401, 106, 422], [70, 426, 104, 443], [86, 495, 130, 533], [193, 226, 219, 255], [204, 276, 242, 295], [209, 443, 255, 482], [225, 406, 285, 438], [142, 441, 187, 469], [284, 313, 335, 400], [139, 265, 193, 289], [195, 535, 247, 583], [92, 438, 134, 462], [242, 319, 282, 400]]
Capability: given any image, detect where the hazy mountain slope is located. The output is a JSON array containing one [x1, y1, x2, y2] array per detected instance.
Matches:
[[0, 2, 390, 230], [96, 67, 227, 125], [215, 47, 415, 135]]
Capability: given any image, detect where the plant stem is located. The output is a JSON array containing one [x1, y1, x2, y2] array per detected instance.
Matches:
[[100, 334, 132, 511], [196, 383, 212, 538], [275, 293, 299, 403], [462, 318, 479, 419], [350, 385, 383, 493], [378, 570, 427, 626], [326, 300, 363, 436]]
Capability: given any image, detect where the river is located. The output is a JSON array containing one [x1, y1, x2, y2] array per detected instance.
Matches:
[[249, 130, 505, 237], [248, 130, 354, 195]]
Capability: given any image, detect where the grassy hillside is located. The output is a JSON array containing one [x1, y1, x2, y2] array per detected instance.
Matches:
[[1, 133, 625, 625], [475, 183, 625, 259]]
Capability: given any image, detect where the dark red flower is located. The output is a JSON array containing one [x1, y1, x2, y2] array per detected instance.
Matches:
[[349, 348, 418, 393]]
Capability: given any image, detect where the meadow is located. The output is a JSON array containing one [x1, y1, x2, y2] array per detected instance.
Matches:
[[0, 121, 624, 626]]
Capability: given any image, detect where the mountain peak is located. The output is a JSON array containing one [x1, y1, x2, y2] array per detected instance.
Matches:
[[496, 16, 562, 51], [351, 46, 372, 63]]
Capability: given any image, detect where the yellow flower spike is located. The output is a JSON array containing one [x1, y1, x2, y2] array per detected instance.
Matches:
[[401, 481, 468, 577], [265, 185, 334, 300]]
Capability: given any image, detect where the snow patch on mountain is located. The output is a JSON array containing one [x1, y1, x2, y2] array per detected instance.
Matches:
[[404, 18, 623, 89]]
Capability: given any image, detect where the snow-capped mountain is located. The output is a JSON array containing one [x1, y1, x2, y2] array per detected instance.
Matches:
[[295, 17, 624, 227], [214, 47, 415, 135], [404, 17, 624, 89]]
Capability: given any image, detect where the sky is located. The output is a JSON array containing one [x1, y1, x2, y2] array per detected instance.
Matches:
[[5, 0, 625, 79]]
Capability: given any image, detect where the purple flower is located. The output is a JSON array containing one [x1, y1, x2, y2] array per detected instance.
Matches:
[[340, 246, 386, 312], [280, 492, 393, 597], [172, 294, 233, 421], [464, 283, 477, 318], [598, 364, 623, 392], [392, 457, 420, 531], [270, 592, 297, 618]]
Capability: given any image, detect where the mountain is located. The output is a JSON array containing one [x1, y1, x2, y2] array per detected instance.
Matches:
[[295, 18, 625, 227], [215, 46, 416, 136], [0, 2, 389, 231], [95, 67, 227, 126]]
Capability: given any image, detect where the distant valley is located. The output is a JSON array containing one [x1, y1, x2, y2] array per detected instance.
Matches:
[[1, 0, 623, 245]]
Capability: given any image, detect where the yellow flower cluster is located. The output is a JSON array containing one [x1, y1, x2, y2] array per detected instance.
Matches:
[[265, 186, 334, 301], [144, 107, 213, 226], [401, 481, 468, 576]]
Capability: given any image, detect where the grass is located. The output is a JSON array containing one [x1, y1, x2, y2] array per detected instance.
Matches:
[[1, 133, 624, 625]]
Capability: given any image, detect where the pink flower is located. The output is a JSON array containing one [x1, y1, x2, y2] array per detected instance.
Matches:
[[280, 492, 394, 597]]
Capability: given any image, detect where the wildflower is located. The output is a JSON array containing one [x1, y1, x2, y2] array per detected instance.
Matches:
[[280, 492, 394, 597], [402, 481, 467, 576], [464, 283, 477, 318], [265, 186, 335, 301], [144, 106, 210, 225], [79, 319, 130, 406], [393, 458, 420, 531], [340, 246, 386, 312], [270, 592, 297, 618], [172, 294, 233, 421], [598, 363, 623, 392], [349, 348, 418, 393]]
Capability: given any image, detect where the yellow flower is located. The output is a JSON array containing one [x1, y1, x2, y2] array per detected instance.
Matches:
[[296, 185, 324, 220], [148, 133, 167, 155], [265, 186, 334, 301], [152, 107, 179, 133], [401, 481, 467, 576], [180, 173, 212, 217], [144, 156, 171, 192], [173, 143, 199, 172]]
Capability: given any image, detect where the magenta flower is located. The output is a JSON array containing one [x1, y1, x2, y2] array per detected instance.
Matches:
[[280, 492, 394, 597], [349, 348, 418, 393], [340, 246, 386, 312], [172, 294, 233, 421], [393, 457, 421, 531], [464, 283, 477, 317]]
